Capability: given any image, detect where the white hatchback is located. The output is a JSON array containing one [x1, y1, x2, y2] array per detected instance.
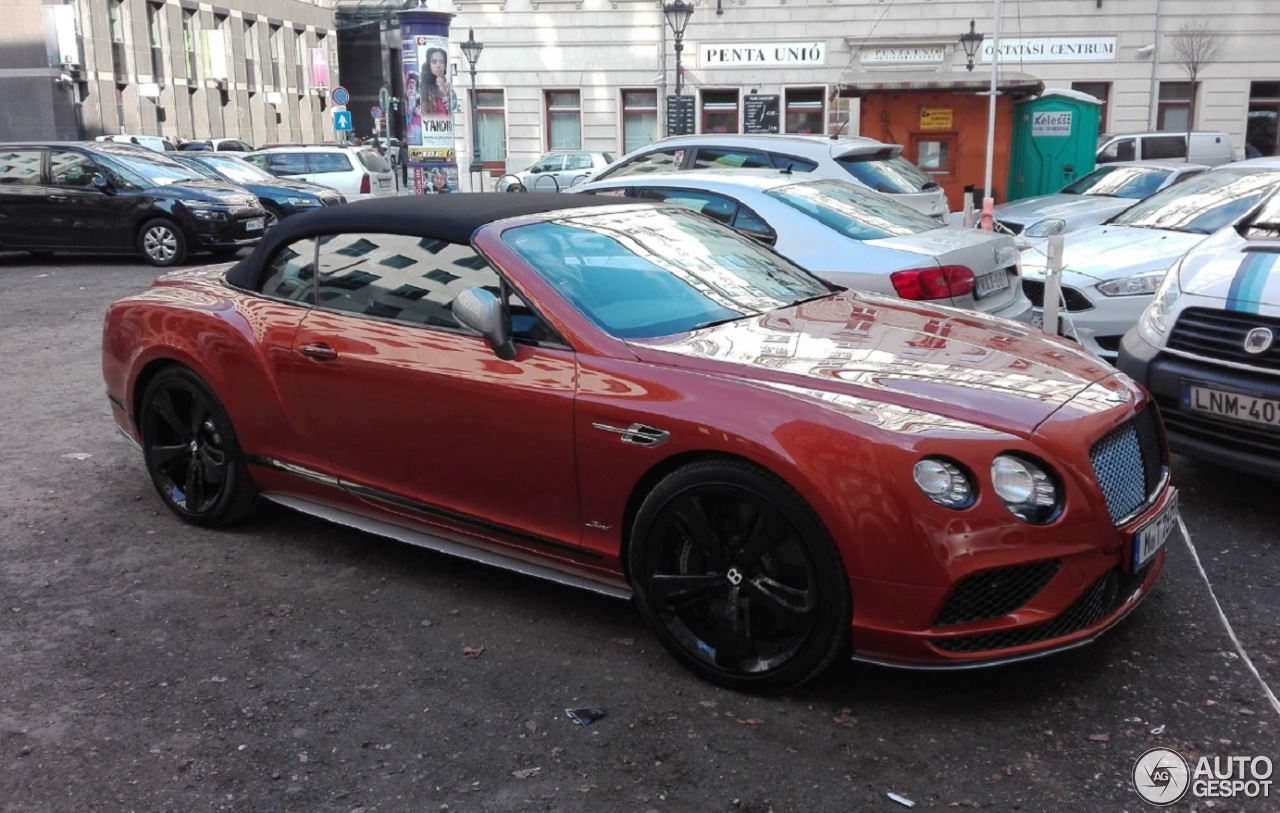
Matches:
[[245, 146, 396, 201]]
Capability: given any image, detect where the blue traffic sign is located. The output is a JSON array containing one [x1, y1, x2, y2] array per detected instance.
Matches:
[[331, 85, 350, 106], [333, 110, 352, 132], [371, 106, 383, 120]]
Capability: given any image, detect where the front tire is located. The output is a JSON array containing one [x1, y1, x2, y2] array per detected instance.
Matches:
[[139, 367, 258, 527], [137, 219, 188, 267], [628, 459, 851, 694]]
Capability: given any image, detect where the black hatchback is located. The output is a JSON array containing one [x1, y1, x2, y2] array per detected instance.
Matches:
[[0, 141, 267, 267]]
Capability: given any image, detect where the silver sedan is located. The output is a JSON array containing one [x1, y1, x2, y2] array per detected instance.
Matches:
[[569, 169, 1033, 323]]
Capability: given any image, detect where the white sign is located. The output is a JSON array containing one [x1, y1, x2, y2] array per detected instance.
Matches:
[[138, 83, 162, 99], [1032, 110, 1073, 136], [860, 46, 946, 65], [981, 36, 1117, 63], [699, 42, 826, 68]]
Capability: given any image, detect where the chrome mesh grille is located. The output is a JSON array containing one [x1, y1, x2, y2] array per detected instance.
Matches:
[[1090, 406, 1165, 524]]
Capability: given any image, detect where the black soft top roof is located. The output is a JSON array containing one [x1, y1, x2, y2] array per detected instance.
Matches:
[[224, 193, 639, 290]]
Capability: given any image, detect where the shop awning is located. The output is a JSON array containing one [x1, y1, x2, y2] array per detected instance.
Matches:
[[836, 70, 1045, 98]]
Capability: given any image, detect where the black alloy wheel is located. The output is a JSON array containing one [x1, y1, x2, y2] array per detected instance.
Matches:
[[629, 459, 850, 694], [139, 367, 258, 527]]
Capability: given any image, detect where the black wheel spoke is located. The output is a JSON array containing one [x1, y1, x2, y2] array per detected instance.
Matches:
[[149, 442, 189, 469], [199, 446, 228, 482], [153, 389, 189, 440], [713, 592, 758, 671], [736, 504, 790, 571], [745, 575, 815, 623], [183, 457, 200, 509], [190, 401, 210, 439], [670, 495, 723, 564], [649, 573, 723, 607]]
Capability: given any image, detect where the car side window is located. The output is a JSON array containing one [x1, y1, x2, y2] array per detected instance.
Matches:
[[49, 151, 99, 187], [598, 149, 684, 179], [532, 155, 566, 173], [260, 239, 318, 303], [310, 232, 559, 344], [268, 153, 309, 176], [636, 187, 738, 226], [691, 148, 771, 170], [0, 149, 43, 185], [566, 153, 594, 171], [1144, 135, 1187, 160], [1098, 138, 1135, 163], [731, 207, 777, 244], [310, 153, 355, 174], [769, 154, 818, 172]]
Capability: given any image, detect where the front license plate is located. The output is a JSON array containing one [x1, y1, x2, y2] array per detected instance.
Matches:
[[1182, 382, 1280, 428], [245, 218, 264, 232], [1031, 307, 1043, 329], [975, 270, 1011, 298], [1133, 491, 1178, 571]]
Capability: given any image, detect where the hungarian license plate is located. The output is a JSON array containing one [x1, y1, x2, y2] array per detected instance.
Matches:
[[245, 218, 264, 232], [1133, 490, 1178, 571], [975, 270, 1011, 298], [1182, 382, 1280, 428], [379, 178, 391, 187]]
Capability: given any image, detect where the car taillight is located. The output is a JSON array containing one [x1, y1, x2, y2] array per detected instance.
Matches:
[[890, 265, 976, 301], [359, 174, 371, 194]]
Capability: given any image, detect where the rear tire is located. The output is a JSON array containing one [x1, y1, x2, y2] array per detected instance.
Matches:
[[138, 219, 187, 267]]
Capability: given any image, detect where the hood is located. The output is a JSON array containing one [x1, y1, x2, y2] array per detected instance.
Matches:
[[1177, 227, 1280, 306], [1021, 224, 1205, 281], [995, 194, 1134, 224], [160, 179, 259, 206], [628, 291, 1115, 437], [252, 178, 336, 198]]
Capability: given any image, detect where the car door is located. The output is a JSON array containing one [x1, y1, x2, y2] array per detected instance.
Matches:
[[562, 153, 596, 188], [287, 230, 582, 549], [527, 154, 566, 191], [0, 147, 48, 249], [43, 149, 135, 250]]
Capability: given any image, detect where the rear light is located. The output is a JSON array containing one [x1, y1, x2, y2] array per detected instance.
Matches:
[[890, 265, 976, 301], [359, 174, 371, 194]]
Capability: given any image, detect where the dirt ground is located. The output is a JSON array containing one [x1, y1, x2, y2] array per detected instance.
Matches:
[[1, 254, 1276, 813]]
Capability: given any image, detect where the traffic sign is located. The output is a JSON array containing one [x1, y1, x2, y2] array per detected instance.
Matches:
[[331, 85, 349, 106], [333, 110, 352, 132], [371, 105, 383, 120]]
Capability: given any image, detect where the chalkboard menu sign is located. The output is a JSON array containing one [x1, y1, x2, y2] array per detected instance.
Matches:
[[744, 95, 780, 134], [666, 95, 695, 136]]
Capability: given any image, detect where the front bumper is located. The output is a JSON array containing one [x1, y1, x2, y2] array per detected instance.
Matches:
[[1023, 273, 1152, 360], [189, 211, 267, 248]]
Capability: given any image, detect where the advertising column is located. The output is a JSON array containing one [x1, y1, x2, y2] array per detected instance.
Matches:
[[398, 7, 458, 195]]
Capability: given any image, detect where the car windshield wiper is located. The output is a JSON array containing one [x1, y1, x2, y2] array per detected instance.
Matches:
[[688, 313, 758, 331], [787, 292, 838, 307]]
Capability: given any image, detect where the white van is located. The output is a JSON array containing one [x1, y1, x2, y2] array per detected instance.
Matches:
[[1096, 131, 1235, 167]]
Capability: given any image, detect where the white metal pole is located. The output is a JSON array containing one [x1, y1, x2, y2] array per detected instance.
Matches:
[[980, 0, 1003, 231], [1147, 0, 1163, 130], [1043, 234, 1064, 336]]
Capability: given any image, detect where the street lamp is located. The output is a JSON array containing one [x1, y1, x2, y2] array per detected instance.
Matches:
[[663, 0, 694, 96], [959, 19, 984, 72], [461, 27, 484, 178]]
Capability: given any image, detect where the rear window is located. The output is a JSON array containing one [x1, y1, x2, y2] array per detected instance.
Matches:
[[835, 153, 936, 195], [357, 149, 392, 173], [311, 153, 355, 174], [766, 179, 941, 240]]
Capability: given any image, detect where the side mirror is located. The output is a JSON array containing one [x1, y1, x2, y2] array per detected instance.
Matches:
[[453, 287, 517, 361], [92, 174, 115, 195]]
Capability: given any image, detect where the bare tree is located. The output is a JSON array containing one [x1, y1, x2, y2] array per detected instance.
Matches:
[[1166, 20, 1224, 159]]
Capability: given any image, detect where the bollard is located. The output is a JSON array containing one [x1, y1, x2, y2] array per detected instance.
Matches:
[[1043, 234, 1065, 337]]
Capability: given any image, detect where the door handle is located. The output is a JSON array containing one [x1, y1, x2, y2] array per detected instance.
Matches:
[[299, 343, 338, 361], [48, 195, 69, 203]]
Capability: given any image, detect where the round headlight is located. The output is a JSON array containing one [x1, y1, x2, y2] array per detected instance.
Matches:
[[991, 455, 1060, 524], [913, 458, 974, 509]]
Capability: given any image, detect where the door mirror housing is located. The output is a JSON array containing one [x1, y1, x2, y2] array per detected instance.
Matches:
[[92, 174, 115, 195], [453, 287, 517, 360]]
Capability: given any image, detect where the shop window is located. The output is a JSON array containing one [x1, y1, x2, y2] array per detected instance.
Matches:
[[477, 90, 506, 165], [622, 89, 658, 153], [784, 88, 825, 135], [701, 89, 739, 134], [1156, 82, 1193, 132], [546, 90, 582, 151], [1071, 81, 1110, 135]]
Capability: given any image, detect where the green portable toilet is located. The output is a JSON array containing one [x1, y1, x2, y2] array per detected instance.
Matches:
[[1006, 88, 1102, 202]]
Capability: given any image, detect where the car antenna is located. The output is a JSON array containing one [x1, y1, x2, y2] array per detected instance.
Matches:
[[779, 163, 794, 174], [830, 116, 849, 141]]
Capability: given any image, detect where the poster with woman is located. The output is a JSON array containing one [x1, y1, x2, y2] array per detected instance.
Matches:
[[400, 11, 457, 194]]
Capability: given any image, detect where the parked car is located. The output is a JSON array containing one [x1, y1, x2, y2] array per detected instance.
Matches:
[[0, 140, 266, 266], [101, 194, 1177, 694], [993, 160, 1208, 248], [1118, 187, 1280, 478], [1019, 157, 1280, 360], [495, 151, 615, 192], [244, 145, 396, 201], [95, 134, 178, 153], [1096, 130, 1235, 167], [570, 169, 1031, 323], [591, 134, 950, 221], [179, 138, 255, 152], [173, 153, 344, 228]]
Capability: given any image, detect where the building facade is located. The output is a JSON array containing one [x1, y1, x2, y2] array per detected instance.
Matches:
[[426, 0, 1278, 190], [2, 0, 340, 145]]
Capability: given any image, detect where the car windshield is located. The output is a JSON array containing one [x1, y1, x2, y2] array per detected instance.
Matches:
[[835, 152, 938, 194], [766, 179, 942, 240], [174, 158, 222, 181], [95, 149, 206, 186], [200, 156, 275, 183], [1061, 165, 1172, 199], [1110, 169, 1280, 234], [502, 208, 833, 339]]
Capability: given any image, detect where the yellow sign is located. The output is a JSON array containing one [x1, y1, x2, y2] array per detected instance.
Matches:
[[920, 107, 953, 131]]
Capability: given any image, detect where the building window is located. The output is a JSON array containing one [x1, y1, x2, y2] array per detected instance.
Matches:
[[182, 9, 199, 82], [476, 90, 506, 164], [784, 87, 825, 134], [701, 89, 739, 134], [1071, 81, 1110, 135], [108, 0, 128, 81], [913, 136, 953, 175], [269, 25, 283, 88], [546, 90, 582, 151], [1247, 81, 1280, 157], [622, 89, 658, 153], [244, 21, 258, 89], [147, 3, 165, 84], [1157, 81, 1193, 131], [294, 29, 307, 92]]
